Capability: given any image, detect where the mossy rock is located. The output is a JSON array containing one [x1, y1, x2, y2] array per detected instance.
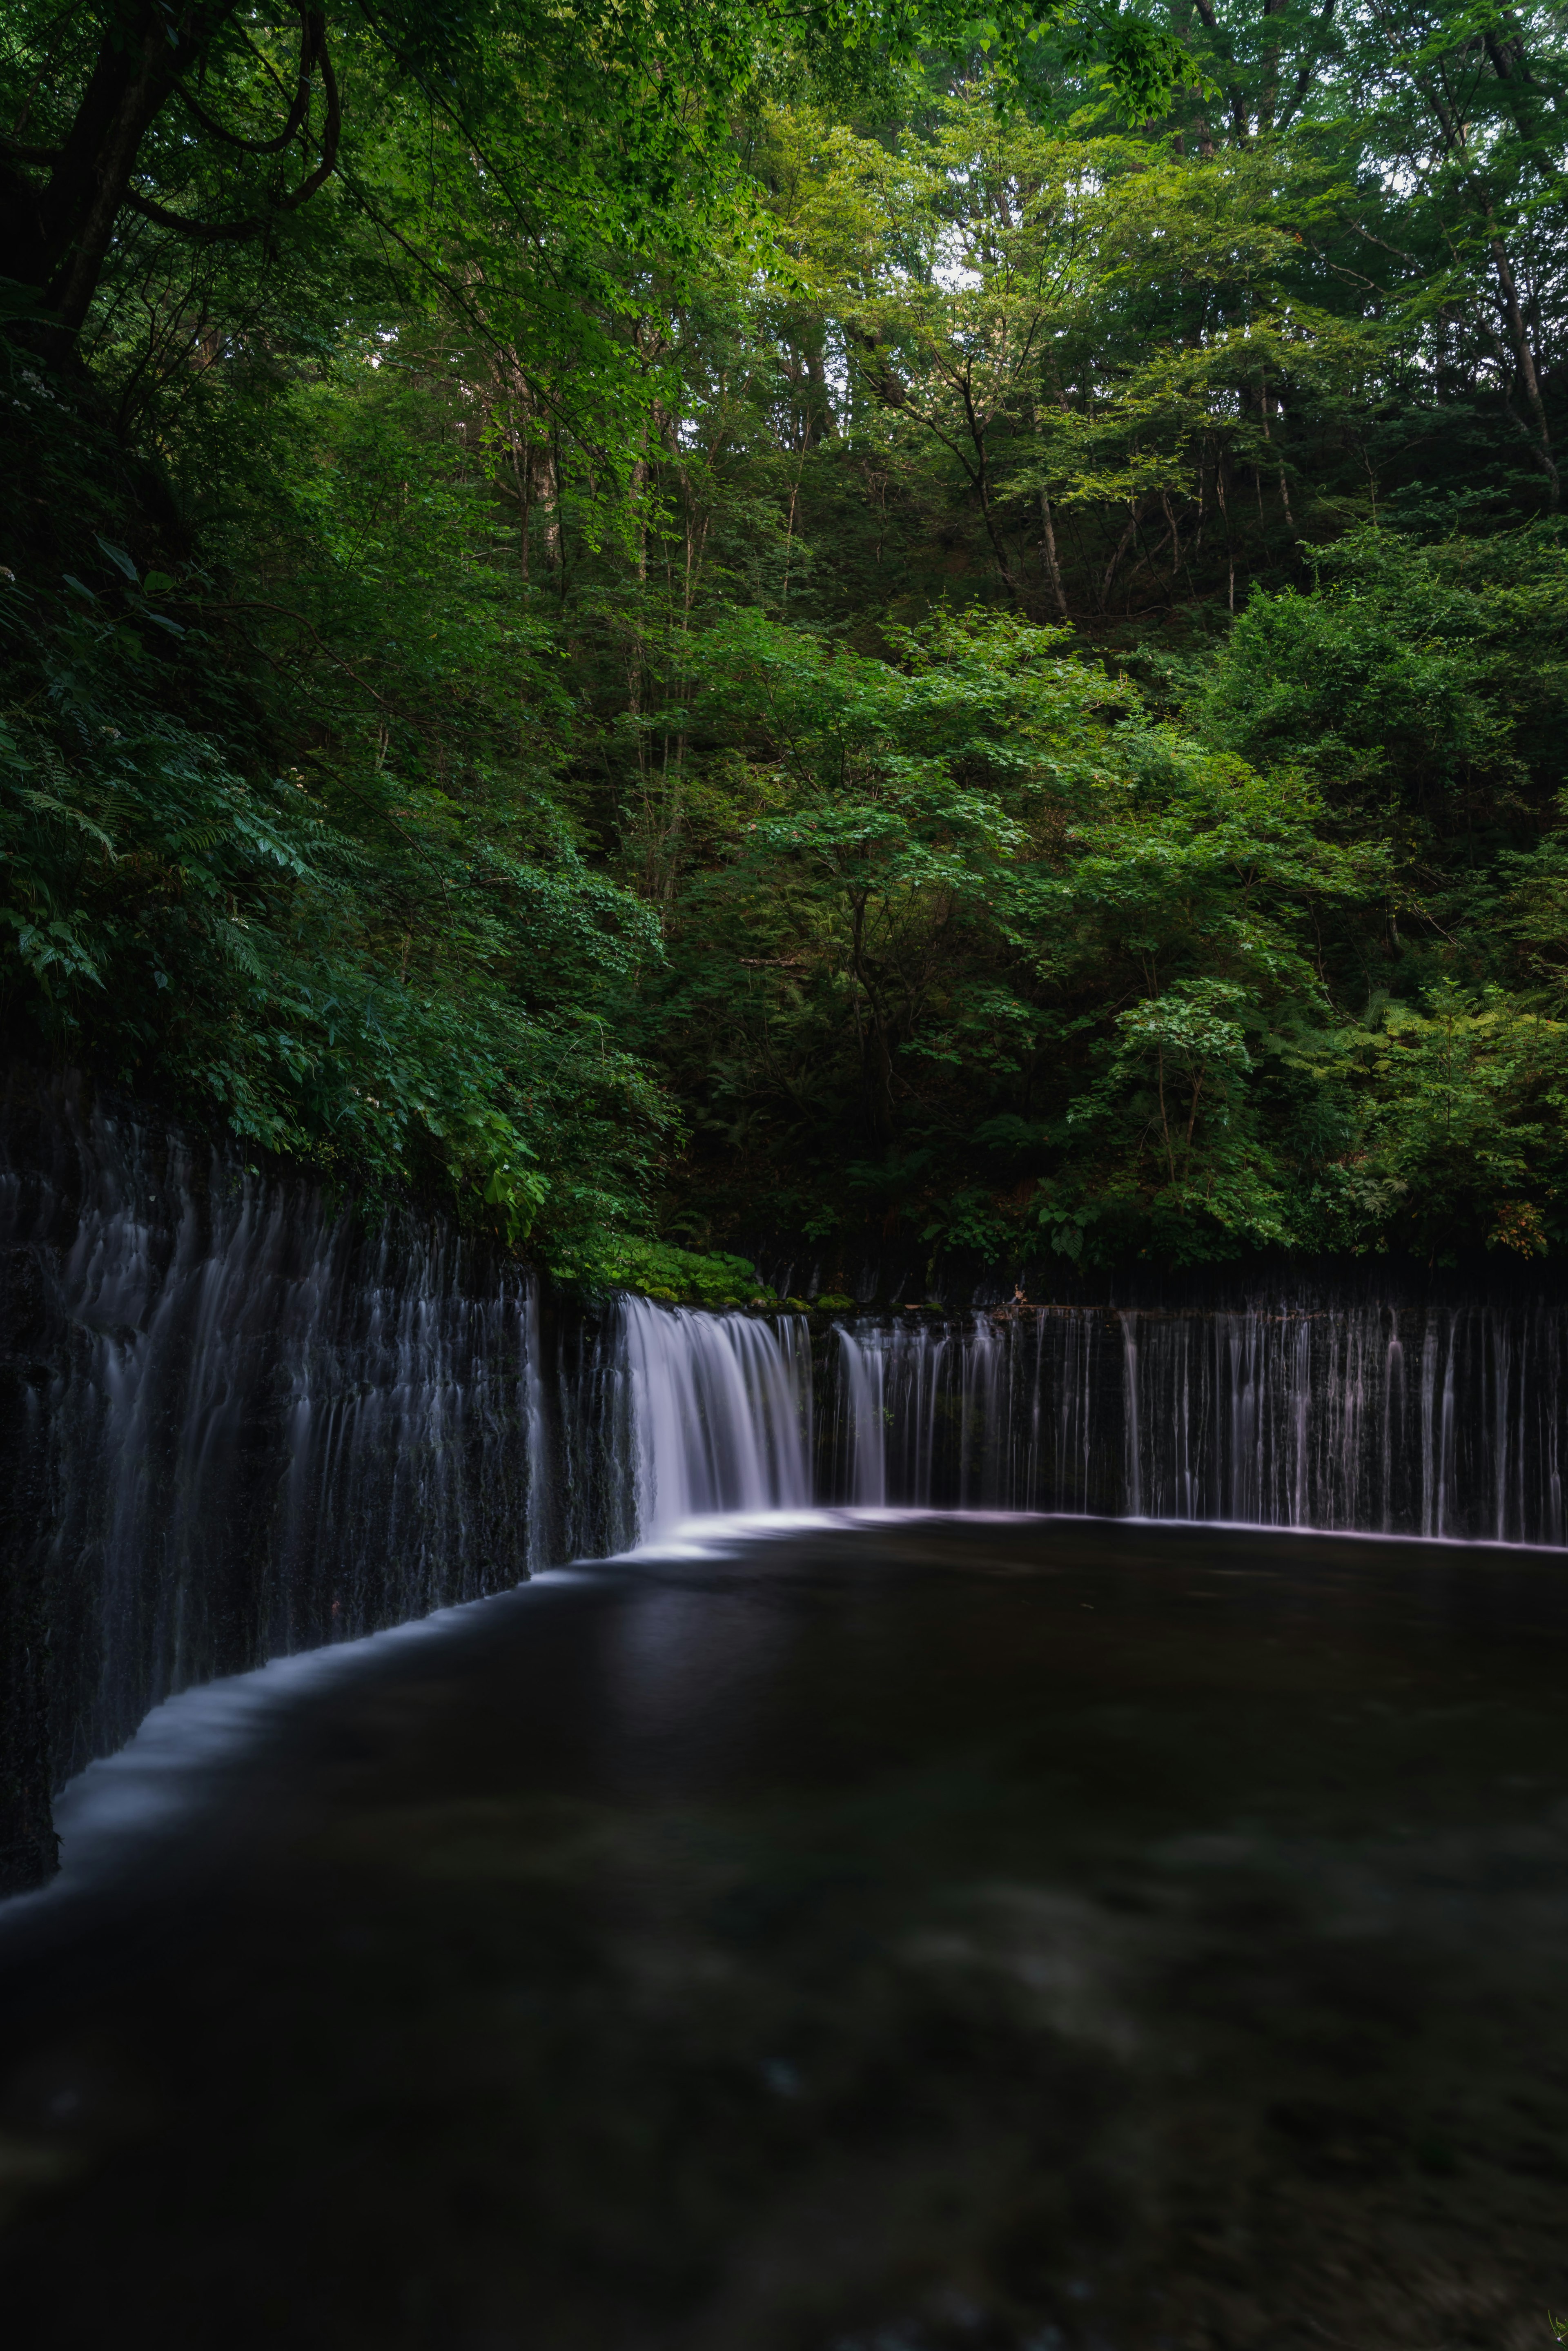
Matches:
[[559, 1234, 764, 1310]]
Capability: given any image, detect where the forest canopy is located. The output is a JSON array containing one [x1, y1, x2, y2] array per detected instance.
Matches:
[[3, 0, 1568, 1272]]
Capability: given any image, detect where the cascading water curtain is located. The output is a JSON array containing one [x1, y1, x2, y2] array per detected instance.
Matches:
[[1115, 1303, 1566, 1540], [13, 1066, 1568, 1900], [828, 1316, 1022, 1510], [612, 1298, 813, 1538], [10, 1093, 553, 1785], [821, 1302, 1568, 1543]]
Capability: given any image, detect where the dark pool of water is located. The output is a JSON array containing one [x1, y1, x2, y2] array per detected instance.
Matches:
[[3, 1515, 1568, 2350]]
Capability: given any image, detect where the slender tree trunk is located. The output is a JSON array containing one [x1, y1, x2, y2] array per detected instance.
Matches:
[[1189, 0, 1252, 144], [1258, 372, 1296, 532], [1160, 489, 1185, 597], [1038, 486, 1068, 618], [850, 900, 897, 1145], [1414, 67, 1560, 508], [1487, 221, 1560, 508], [1100, 501, 1143, 611], [1156, 1043, 1178, 1188], [507, 376, 533, 584], [1483, 24, 1568, 198], [975, 466, 1020, 605]]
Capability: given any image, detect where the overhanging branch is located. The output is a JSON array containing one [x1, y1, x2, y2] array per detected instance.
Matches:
[[122, 27, 339, 244], [176, 4, 320, 157]]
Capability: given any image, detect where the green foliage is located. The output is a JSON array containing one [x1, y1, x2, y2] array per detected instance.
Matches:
[[1346, 987, 1568, 1258], [636, 604, 1399, 1261], [1190, 526, 1568, 834], [5, 0, 1568, 1275], [560, 1234, 768, 1306], [0, 346, 668, 1250]]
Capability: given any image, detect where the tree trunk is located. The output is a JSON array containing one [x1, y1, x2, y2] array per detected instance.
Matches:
[[1039, 487, 1068, 618], [1099, 502, 1144, 612], [1487, 222, 1560, 508]]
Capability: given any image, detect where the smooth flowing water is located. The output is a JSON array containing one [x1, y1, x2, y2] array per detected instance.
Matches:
[[817, 1304, 1568, 1541], [3, 1514, 1567, 2350], [11, 1073, 1568, 1897]]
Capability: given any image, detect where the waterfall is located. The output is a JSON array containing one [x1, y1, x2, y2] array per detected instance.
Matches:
[[9, 1068, 1568, 1895], [1, 1070, 824, 1865], [833, 1325, 888, 1505], [614, 1297, 811, 1535], [3, 1088, 549, 1802], [823, 1302, 1568, 1547]]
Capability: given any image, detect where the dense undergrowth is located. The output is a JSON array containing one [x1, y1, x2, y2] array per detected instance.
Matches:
[[5, 0, 1568, 1281]]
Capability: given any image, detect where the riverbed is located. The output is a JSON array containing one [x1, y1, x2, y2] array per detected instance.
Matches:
[[2, 1514, 1566, 2348]]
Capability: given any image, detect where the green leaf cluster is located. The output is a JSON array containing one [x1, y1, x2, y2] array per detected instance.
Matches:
[[7, 0, 1568, 1276]]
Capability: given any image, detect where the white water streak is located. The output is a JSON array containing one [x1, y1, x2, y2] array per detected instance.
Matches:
[[822, 1303, 1567, 1546], [619, 1298, 812, 1535]]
